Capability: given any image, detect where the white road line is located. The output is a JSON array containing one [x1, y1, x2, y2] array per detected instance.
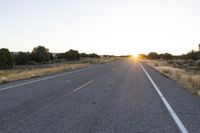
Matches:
[[0, 66, 97, 91], [73, 80, 93, 92], [139, 63, 188, 133]]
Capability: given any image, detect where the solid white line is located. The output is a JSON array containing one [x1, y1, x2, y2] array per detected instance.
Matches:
[[73, 80, 93, 92], [0, 66, 97, 91], [139, 63, 188, 133]]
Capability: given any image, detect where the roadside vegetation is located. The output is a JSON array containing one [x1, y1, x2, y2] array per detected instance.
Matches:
[[0, 46, 120, 84], [139, 45, 200, 96]]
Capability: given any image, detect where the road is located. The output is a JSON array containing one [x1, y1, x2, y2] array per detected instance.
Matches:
[[0, 59, 200, 133]]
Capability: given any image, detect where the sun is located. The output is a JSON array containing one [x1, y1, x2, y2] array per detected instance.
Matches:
[[131, 53, 139, 59]]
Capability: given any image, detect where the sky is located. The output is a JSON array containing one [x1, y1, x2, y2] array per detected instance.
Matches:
[[0, 0, 200, 55]]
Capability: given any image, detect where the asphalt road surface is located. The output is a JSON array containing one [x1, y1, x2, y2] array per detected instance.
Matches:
[[0, 59, 200, 133]]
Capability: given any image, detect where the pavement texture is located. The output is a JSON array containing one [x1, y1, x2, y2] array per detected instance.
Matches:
[[0, 58, 199, 133]]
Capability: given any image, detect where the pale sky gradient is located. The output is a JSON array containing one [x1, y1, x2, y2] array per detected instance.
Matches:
[[0, 0, 200, 55]]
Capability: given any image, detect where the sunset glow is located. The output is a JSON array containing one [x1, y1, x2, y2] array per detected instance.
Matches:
[[131, 53, 139, 59]]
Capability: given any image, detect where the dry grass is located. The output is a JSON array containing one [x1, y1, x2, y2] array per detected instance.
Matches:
[[144, 60, 200, 96], [0, 57, 120, 84], [0, 63, 90, 84], [80, 57, 120, 64]]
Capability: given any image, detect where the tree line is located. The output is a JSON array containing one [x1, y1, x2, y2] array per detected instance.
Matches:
[[139, 50, 200, 60], [0, 46, 100, 69], [1, 45, 200, 69]]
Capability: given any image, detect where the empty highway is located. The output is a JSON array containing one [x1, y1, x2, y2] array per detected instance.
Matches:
[[0, 59, 200, 133]]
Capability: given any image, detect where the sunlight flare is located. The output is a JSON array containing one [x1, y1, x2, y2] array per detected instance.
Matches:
[[131, 53, 139, 59]]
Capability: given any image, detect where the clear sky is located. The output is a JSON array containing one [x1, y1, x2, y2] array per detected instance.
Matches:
[[0, 0, 200, 55]]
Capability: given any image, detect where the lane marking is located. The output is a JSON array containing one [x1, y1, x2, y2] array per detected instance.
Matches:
[[0, 66, 97, 91], [73, 80, 93, 92], [139, 63, 188, 133]]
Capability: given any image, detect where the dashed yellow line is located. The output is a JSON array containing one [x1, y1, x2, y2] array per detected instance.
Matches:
[[73, 80, 94, 92]]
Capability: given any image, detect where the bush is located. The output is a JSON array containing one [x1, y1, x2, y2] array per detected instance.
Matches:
[[80, 53, 100, 58], [171, 59, 186, 66], [183, 64, 189, 68], [138, 54, 146, 59], [167, 60, 174, 64], [27, 61, 38, 65], [55, 53, 65, 59], [31, 46, 50, 63], [80, 53, 87, 58], [160, 53, 173, 60], [14, 52, 30, 65], [187, 59, 195, 66], [65, 49, 80, 61], [185, 50, 200, 60], [88, 53, 100, 58], [195, 60, 200, 66], [49, 52, 54, 60], [147, 52, 159, 60], [0, 48, 14, 69]]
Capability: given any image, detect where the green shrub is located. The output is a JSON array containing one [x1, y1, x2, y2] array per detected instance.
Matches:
[[185, 50, 200, 60], [14, 52, 30, 65], [147, 52, 159, 59], [0, 48, 14, 69], [65, 49, 80, 61], [27, 61, 38, 65], [31, 46, 50, 63], [160, 53, 173, 60]]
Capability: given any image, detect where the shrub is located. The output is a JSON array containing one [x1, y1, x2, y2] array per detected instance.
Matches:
[[55, 53, 65, 59], [14, 52, 30, 65], [147, 52, 159, 60], [183, 64, 189, 68], [65, 49, 80, 61], [0, 48, 14, 69], [187, 59, 195, 66], [185, 50, 200, 60], [195, 60, 200, 66], [160, 53, 173, 60], [80, 53, 100, 58], [177, 59, 186, 65], [49, 52, 54, 60], [88, 53, 100, 58], [80, 53, 88, 58], [27, 61, 38, 65], [167, 60, 174, 64], [31, 46, 50, 63]]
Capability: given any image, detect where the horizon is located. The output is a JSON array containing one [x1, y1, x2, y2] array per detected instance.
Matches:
[[0, 0, 200, 55], [10, 46, 200, 56]]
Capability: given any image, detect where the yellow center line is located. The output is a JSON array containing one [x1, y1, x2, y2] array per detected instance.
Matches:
[[73, 80, 94, 92]]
